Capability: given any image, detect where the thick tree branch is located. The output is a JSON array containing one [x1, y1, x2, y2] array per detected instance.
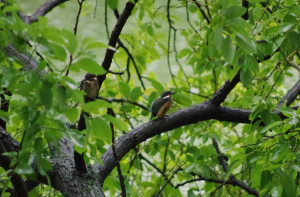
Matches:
[[21, 0, 69, 24], [5, 45, 39, 72], [210, 70, 240, 105], [0, 126, 105, 196], [98, 100, 296, 180], [276, 79, 300, 108], [97, 1, 137, 88]]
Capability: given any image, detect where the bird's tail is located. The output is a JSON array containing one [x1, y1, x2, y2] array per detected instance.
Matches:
[[150, 114, 153, 120]]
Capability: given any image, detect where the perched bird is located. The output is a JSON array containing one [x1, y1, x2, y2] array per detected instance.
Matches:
[[80, 73, 99, 101], [150, 91, 176, 120]]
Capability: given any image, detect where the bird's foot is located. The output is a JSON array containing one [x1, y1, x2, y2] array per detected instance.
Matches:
[[158, 115, 168, 119]]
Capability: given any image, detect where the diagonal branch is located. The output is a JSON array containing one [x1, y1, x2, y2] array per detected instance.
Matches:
[[192, 0, 210, 24], [276, 79, 300, 108], [97, 1, 137, 88], [22, 0, 69, 24], [210, 70, 240, 105]]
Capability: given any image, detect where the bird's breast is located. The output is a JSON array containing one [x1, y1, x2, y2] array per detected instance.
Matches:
[[157, 99, 172, 117]]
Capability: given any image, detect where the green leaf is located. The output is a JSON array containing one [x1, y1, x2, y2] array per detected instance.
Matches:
[[240, 67, 252, 87], [281, 23, 294, 33], [82, 100, 112, 114], [282, 174, 296, 197], [62, 29, 78, 54], [236, 33, 257, 54], [135, 54, 146, 66], [144, 77, 164, 93], [71, 58, 107, 75], [177, 48, 192, 59], [241, 54, 259, 73], [39, 83, 52, 109], [129, 87, 142, 101], [221, 36, 234, 64], [172, 93, 192, 107], [260, 170, 272, 189], [102, 114, 128, 132], [260, 109, 272, 125], [214, 26, 223, 49], [64, 108, 80, 123], [37, 158, 52, 176], [90, 118, 112, 144], [105, 0, 118, 10], [50, 42, 67, 62], [119, 82, 131, 98], [291, 165, 300, 172], [34, 137, 43, 157], [44, 27, 64, 44], [260, 121, 282, 133], [85, 42, 108, 50], [284, 0, 295, 7], [188, 3, 198, 13], [277, 107, 295, 117], [64, 129, 85, 147], [15, 163, 34, 175], [147, 24, 154, 37], [223, 6, 247, 19], [226, 158, 244, 177]]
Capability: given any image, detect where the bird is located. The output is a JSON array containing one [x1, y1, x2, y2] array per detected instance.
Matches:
[[150, 91, 176, 120], [80, 73, 99, 102]]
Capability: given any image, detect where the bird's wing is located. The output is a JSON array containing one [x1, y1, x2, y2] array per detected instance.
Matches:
[[150, 98, 169, 118]]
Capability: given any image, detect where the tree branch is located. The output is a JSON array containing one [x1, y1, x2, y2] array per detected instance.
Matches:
[[98, 1, 137, 88], [97, 96, 148, 111], [108, 108, 126, 197], [276, 79, 300, 108], [0, 141, 28, 197], [192, 0, 210, 24], [210, 70, 240, 105], [21, 0, 69, 24], [212, 138, 259, 196], [98, 100, 297, 181]]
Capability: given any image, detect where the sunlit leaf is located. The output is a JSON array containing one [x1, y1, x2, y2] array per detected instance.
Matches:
[[222, 36, 234, 64], [102, 114, 128, 132], [71, 58, 107, 75], [236, 33, 257, 54], [119, 82, 131, 98], [144, 77, 164, 93], [129, 87, 142, 101]]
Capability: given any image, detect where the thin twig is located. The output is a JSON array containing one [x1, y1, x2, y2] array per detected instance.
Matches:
[[107, 70, 124, 75], [97, 96, 148, 111], [108, 108, 126, 197], [65, 0, 84, 76], [154, 162, 187, 197], [167, 0, 177, 87]]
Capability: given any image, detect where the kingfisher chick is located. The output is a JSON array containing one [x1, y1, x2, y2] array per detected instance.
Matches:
[[150, 91, 176, 120], [80, 73, 99, 101]]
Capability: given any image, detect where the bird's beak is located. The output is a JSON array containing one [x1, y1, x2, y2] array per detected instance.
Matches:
[[171, 92, 176, 95]]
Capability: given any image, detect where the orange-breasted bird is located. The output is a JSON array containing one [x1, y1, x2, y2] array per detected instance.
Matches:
[[80, 73, 99, 102], [150, 91, 176, 120]]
